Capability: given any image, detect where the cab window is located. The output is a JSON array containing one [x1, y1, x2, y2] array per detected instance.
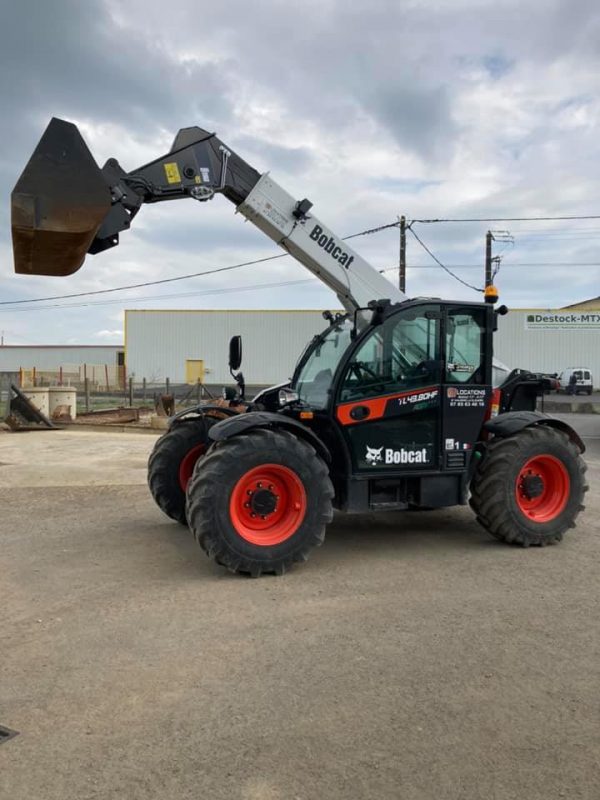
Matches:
[[296, 321, 353, 409], [339, 307, 440, 402], [445, 310, 486, 384]]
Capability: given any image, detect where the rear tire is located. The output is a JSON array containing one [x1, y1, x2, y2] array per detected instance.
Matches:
[[148, 419, 217, 525], [470, 426, 587, 546], [186, 428, 334, 576]]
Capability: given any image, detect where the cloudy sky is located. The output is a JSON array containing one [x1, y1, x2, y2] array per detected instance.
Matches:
[[1, 0, 599, 345]]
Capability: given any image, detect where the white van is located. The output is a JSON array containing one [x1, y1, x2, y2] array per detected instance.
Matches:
[[558, 367, 593, 395]]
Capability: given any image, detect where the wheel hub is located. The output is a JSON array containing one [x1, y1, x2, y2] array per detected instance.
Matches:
[[230, 464, 307, 546], [515, 454, 570, 523], [520, 473, 544, 500], [249, 487, 278, 516]]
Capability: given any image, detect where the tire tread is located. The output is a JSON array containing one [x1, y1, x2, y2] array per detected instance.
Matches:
[[470, 425, 587, 546], [186, 427, 333, 576]]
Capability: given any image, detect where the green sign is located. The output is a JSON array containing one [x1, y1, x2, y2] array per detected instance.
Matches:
[[525, 312, 600, 330]]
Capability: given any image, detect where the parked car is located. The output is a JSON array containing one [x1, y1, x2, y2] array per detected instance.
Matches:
[[557, 367, 594, 395]]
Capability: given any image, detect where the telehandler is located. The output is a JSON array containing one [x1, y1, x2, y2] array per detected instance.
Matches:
[[11, 119, 587, 575]]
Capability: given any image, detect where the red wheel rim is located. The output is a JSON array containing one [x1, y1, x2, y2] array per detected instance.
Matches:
[[515, 454, 570, 523], [178, 443, 207, 491], [229, 464, 307, 546]]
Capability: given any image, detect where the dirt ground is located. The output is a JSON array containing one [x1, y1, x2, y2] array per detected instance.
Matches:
[[1, 426, 599, 800]]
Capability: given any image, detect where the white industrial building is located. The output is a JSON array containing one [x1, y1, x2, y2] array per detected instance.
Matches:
[[0, 345, 123, 371], [124, 300, 599, 388], [124, 310, 333, 385], [0, 344, 125, 389], [495, 303, 600, 382], [4, 299, 596, 391]]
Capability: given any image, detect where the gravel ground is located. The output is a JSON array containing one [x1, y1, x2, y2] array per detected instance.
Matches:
[[0, 423, 598, 800]]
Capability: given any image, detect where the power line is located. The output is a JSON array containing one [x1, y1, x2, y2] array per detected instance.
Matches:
[[6, 259, 598, 312], [0, 253, 289, 306], [342, 220, 401, 239], [500, 227, 600, 233], [4, 212, 599, 309], [406, 227, 483, 292], [0, 220, 403, 307], [0, 278, 320, 313], [413, 215, 600, 223], [5, 257, 597, 313], [379, 261, 600, 270]]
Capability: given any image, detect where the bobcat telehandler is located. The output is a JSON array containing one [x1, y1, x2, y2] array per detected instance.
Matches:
[[11, 118, 587, 575]]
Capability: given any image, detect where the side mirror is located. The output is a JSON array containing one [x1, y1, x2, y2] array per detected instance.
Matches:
[[229, 335, 242, 371]]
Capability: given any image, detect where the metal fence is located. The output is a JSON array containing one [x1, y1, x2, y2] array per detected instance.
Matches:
[[15, 364, 123, 391], [79, 379, 268, 413], [1, 367, 269, 420]]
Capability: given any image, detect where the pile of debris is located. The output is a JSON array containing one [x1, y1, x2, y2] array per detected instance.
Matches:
[[4, 384, 56, 431]]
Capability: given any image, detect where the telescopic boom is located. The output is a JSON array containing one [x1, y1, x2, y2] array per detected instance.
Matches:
[[11, 118, 405, 314]]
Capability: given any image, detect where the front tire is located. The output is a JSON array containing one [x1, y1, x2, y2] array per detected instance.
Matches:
[[186, 428, 334, 576], [470, 426, 587, 546], [148, 418, 217, 525]]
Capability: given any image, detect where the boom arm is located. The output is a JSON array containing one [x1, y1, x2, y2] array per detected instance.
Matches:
[[12, 118, 405, 314]]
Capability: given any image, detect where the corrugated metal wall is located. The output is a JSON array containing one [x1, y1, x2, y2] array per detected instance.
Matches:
[[0, 346, 121, 371], [126, 308, 600, 386], [495, 310, 600, 379], [125, 310, 333, 384]]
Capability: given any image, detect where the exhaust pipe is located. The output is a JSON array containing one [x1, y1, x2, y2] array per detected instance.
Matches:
[[11, 118, 112, 276]]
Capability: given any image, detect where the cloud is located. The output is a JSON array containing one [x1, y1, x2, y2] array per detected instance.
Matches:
[[94, 329, 123, 340], [1, 0, 599, 348]]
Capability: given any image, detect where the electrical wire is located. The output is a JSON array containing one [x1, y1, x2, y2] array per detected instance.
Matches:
[[342, 220, 401, 239], [0, 253, 289, 306], [0, 278, 319, 313], [413, 215, 600, 223], [379, 262, 600, 269], [406, 227, 483, 292], [4, 212, 600, 310], [0, 220, 403, 307]]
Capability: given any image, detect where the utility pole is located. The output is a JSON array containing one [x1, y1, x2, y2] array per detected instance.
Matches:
[[399, 215, 406, 292], [485, 230, 494, 288]]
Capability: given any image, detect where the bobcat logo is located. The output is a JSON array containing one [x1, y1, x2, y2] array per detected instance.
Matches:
[[365, 446, 383, 465]]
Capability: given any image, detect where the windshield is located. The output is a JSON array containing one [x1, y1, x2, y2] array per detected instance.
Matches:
[[294, 319, 353, 409]]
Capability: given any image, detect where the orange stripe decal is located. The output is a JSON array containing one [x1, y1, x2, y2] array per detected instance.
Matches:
[[336, 386, 439, 426]]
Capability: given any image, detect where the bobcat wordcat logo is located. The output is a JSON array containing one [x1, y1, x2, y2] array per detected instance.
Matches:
[[309, 225, 355, 268], [365, 446, 429, 465]]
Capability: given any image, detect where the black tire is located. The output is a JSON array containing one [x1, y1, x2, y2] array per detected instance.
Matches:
[[470, 426, 587, 546], [186, 428, 334, 576], [148, 418, 217, 525]]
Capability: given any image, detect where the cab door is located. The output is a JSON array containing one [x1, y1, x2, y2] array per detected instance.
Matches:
[[334, 304, 443, 474], [441, 306, 492, 470]]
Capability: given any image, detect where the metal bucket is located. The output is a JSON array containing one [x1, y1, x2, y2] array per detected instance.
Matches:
[[11, 118, 112, 276]]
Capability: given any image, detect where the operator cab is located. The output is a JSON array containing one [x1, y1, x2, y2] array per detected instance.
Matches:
[[289, 299, 494, 510]]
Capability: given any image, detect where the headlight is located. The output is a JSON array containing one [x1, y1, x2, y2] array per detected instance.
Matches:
[[278, 388, 299, 406]]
